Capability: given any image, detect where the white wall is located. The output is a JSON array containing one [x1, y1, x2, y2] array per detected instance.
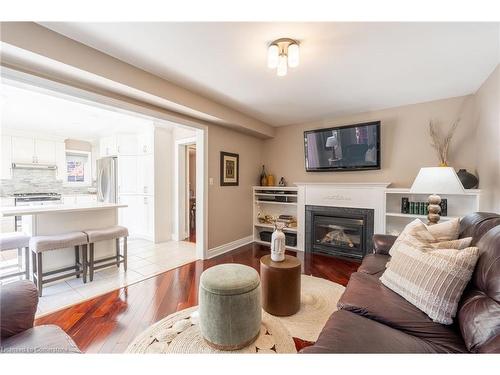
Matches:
[[154, 126, 173, 242]]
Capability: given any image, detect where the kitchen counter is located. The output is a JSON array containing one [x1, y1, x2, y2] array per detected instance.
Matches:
[[1, 202, 128, 272], [0, 202, 126, 217]]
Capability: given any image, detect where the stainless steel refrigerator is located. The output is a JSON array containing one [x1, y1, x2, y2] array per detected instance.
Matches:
[[96, 156, 118, 203]]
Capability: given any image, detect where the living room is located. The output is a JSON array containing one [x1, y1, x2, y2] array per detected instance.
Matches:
[[0, 1, 499, 374]]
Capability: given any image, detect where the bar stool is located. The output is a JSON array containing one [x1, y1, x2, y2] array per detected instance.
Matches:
[[0, 232, 30, 281], [30, 232, 88, 296], [84, 226, 128, 281]]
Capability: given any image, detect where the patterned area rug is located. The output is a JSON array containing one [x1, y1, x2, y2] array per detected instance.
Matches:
[[126, 275, 345, 353]]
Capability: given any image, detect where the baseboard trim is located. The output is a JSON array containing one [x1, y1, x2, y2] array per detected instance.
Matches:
[[207, 235, 254, 259]]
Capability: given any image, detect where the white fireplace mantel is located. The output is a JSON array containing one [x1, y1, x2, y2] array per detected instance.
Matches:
[[294, 182, 391, 251]]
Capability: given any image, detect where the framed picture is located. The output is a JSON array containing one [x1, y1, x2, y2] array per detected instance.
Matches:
[[220, 151, 239, 186]]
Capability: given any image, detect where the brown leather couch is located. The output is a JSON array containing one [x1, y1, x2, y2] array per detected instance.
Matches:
[[0, 280, 80, 353], [302, 212, 500, 353]]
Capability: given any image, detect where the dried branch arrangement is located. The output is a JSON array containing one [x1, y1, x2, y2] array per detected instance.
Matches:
[[429, 118, 460, 166]]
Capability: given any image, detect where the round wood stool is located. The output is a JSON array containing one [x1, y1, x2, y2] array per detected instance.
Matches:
[[260, 254, 301, 316]]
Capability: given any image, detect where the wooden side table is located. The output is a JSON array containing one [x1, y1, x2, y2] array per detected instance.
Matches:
[[260, 254, 301, 316]]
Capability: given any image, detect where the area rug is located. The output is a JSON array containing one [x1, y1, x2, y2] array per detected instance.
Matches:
[[126, 306, 297, 353], [280, 274, 345, 342], [126, 275, 345, 353]]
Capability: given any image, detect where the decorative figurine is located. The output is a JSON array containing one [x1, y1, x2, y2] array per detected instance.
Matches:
[[278, 177, 286, 187], [270, 222, 286, 262]]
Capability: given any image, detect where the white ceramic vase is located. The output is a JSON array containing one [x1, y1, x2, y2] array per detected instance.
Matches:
[[270, 224, 286, 262]]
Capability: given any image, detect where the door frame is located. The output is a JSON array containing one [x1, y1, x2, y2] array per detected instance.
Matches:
[[2, 66, 208, 260]]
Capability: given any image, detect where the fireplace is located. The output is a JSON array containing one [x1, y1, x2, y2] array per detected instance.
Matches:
[[305, 205, 374, 259]]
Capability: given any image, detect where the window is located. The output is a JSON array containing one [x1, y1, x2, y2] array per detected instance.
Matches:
[[65, 150, 91, 186]]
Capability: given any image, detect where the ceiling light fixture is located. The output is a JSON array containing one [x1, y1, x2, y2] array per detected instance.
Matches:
[[267, 38, 300, 76]]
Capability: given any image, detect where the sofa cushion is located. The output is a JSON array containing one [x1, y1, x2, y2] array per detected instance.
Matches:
[[0, 325, 81, 353], [338, 272, 467, 353], [357, 254, 389, 277], [300, 310, 440, 353], [459, 212, 500, 245], [458, 226, 500, 352], [1, 280, 38, 339]]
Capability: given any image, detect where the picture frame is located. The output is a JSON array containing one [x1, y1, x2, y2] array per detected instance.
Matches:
[[220, 151, 239, 186]]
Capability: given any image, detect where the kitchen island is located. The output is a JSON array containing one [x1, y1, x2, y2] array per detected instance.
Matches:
[[1, 202, 127, 272]]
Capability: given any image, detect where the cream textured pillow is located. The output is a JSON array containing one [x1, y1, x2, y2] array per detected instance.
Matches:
[[380, 240, 479, 325], [389, 218, 461, 257], [427, 218, 460, 241]]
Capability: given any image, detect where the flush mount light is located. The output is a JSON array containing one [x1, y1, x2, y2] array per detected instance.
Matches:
[[267, 38, 300, 76]]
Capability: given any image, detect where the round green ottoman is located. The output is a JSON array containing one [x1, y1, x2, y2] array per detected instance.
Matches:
[[199, 263, 261, 350]]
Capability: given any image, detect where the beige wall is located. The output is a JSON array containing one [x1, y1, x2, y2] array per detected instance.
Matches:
[[207, 125, 263, 248], [262, 95, 477, 188], [474, 64, 500, 212]]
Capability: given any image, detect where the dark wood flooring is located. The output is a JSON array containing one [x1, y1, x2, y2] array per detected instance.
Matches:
[[35, 243, 360, 353]]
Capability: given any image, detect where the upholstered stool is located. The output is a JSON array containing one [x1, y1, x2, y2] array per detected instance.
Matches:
[[84, 225, 128, 281], [199, 263, 261, 350], [30, 232, 88, 296], [0, 232, 30, 281]]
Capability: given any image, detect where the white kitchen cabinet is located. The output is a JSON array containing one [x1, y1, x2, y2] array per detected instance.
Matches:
[[11, 136, 57, 165], [1, 135, 12, 179], [12, 136, 35, 163], [138, 131, 154, 155], [137, 195, 154, 239], [99, 136, 117, 157], [55, 142, 66, 181], [35, 139, 56, 164], [118, 195, 139, 235], [117, 134, 138, 155], [137, 154, 154, 195], [118, 194, 154, 240], [118, 156, 138, 194]]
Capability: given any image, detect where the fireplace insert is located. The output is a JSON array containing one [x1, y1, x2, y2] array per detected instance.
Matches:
[[305, 205, 374, 259]]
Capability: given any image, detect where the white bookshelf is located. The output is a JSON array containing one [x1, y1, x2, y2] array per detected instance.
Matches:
[[253, 186, 301, 251], [385, 188, 481, 235]]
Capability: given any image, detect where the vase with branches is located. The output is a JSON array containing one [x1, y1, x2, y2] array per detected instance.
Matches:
[[428, 118, 460, 167]]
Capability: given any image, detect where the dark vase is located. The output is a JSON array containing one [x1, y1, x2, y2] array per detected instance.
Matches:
[[457, 169, 478, 189]]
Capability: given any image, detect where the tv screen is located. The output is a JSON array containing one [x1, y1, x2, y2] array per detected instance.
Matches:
[[304, 121, 380, 171]]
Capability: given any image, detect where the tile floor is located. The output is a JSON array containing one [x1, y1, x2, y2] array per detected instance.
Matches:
[[0, 238, 197, 317]]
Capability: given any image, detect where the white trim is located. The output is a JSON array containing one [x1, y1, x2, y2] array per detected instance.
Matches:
[[207, 235, 254, 259]]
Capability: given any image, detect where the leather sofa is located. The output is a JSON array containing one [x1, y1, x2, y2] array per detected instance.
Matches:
[[0, 280, 80, 353], [301, 212, 500, 353]]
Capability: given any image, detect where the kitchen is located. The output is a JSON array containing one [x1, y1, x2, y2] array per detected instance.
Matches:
[[0, 81, 199, 315]]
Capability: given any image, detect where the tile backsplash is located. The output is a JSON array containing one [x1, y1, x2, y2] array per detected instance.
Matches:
[[0, 168, 94, 196]]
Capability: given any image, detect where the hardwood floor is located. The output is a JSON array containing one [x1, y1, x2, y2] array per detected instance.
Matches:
[[35, 243, 360, 353]]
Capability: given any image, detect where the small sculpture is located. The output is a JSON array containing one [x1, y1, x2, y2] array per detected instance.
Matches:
[[271, 222, 286, 262]]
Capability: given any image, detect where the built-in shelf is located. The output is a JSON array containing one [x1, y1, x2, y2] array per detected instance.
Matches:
[[384, 188, 481, 235], [254, 239, 299, 251], [253, 185, 301, 251], [255, 201, 297, 206], [254, 223, 298, 232], [385, 212, 459, 221], [255, 193, 298, 197]]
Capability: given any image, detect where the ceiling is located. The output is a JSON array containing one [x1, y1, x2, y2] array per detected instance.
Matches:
[[40, 22, 499, 127], [0, 82, 163, 141]]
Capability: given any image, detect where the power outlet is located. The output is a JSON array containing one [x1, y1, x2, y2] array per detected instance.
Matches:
[[209, 177, 214, 186]]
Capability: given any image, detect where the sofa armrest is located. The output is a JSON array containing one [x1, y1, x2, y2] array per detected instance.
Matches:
[[1, 280, 39, 339], [372, 234, 397, 255]]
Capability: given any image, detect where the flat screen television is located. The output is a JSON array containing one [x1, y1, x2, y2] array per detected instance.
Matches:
[[304, 121, 380, 172]]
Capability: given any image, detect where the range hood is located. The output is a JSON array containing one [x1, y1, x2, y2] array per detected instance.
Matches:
[[12, 163, 57, 170]]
